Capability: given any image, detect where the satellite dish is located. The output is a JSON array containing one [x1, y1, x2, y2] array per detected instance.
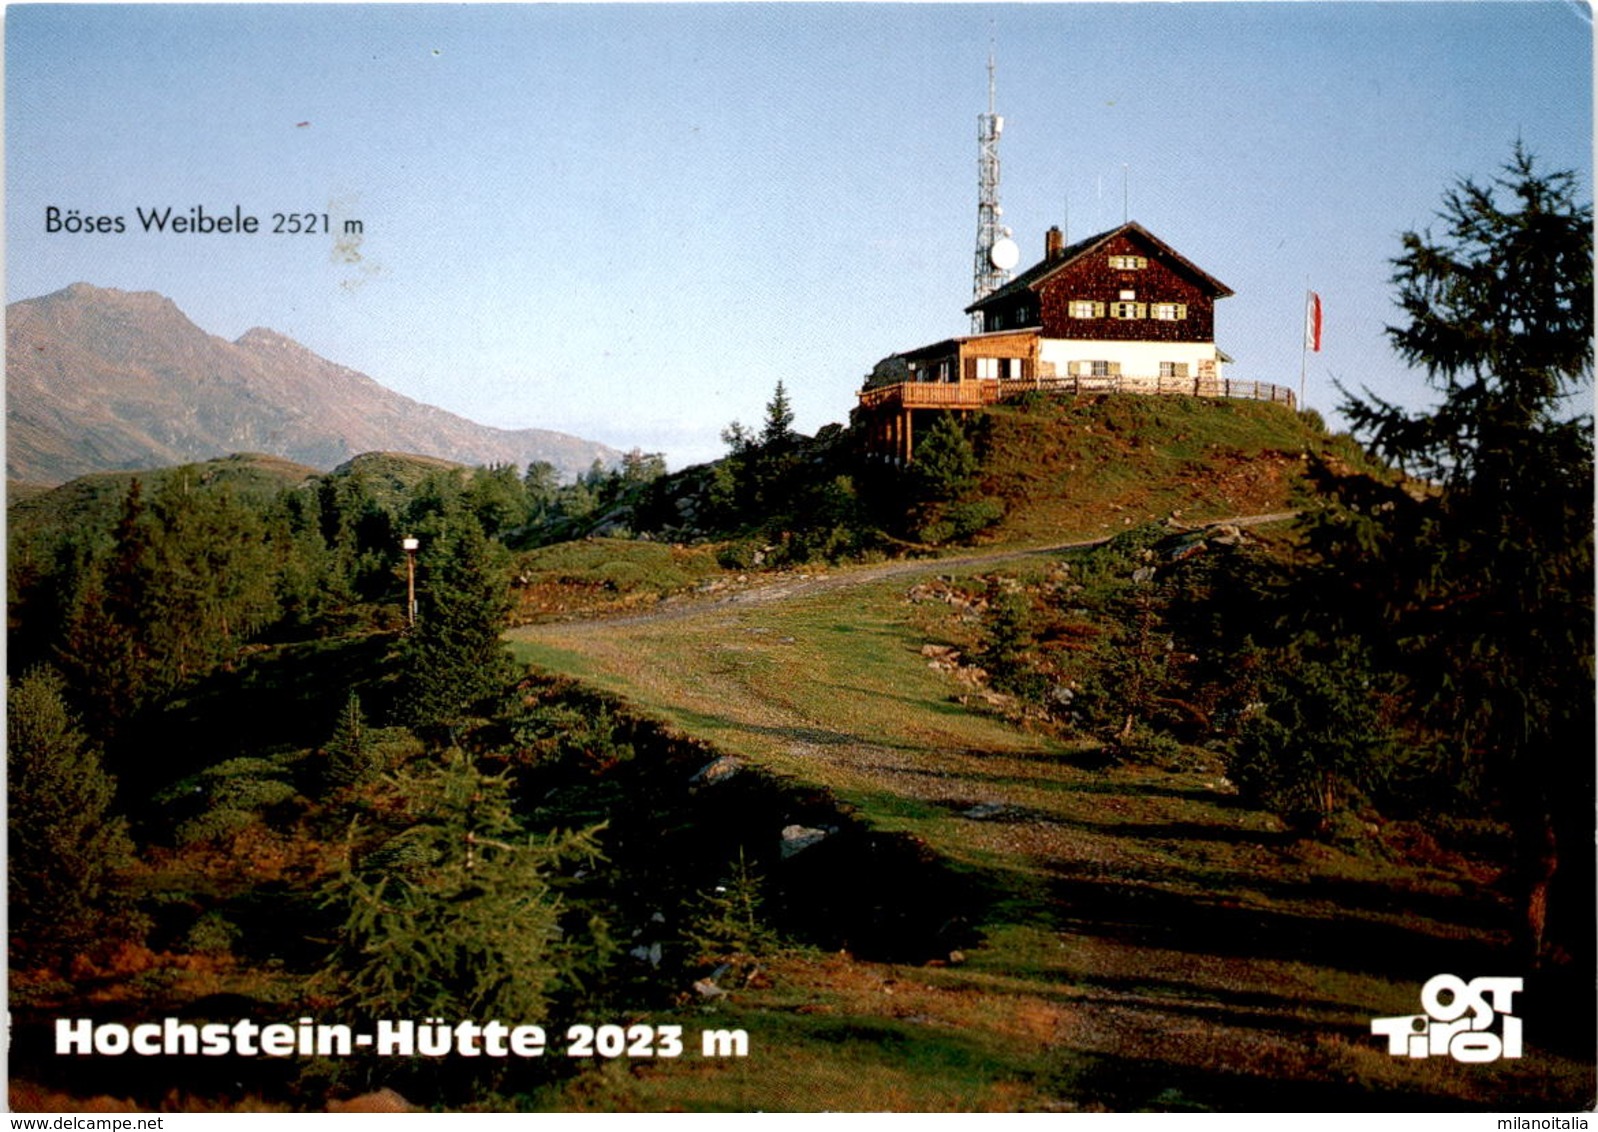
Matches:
[[990, 237, 1020, 270]]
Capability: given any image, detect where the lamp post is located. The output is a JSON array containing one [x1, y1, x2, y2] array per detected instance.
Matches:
[[402, 536, 420, 627]]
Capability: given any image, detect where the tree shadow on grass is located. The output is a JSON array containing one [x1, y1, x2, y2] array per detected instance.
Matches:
[[1044, 868, 1506, 979], [1045, 1047, 1485, 1113]]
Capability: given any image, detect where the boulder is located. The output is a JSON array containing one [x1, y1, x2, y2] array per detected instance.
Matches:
[[780, 824, 831, 859]]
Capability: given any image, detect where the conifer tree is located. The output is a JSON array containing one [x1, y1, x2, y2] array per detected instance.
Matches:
[[57, 480, 157, 736], [7, 668, 140, 965], [319, 749, 607, 1022], [1301, 146, 1592, 959], [909, 413, 980, 503], [326, 690, 374, 787], [683, 850, 778, 967], [760, 380, 796, 451], [395, 518, 516, 732]]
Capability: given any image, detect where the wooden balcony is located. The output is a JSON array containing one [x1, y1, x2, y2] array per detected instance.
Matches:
[[857, 379, 1000, 411], [858, 373, 1296, 413]]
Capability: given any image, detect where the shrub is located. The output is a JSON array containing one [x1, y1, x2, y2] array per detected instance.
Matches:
[[168, 757, 298, 846], [183, 911, 242, 956], [1226, 652, 1400, 833]]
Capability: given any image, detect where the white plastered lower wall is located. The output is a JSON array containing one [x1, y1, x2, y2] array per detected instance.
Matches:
[[1036, 337, 1225, 380]]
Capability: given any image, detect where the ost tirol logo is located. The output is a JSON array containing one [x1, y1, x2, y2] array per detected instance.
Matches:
[[1371, 974, 1523, 1063]]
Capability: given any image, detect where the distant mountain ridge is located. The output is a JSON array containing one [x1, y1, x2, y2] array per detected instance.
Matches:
[[6, 283, 622, 485]]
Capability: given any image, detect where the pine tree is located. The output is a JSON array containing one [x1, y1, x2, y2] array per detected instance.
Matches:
[[523, 461, 561, 523], [395, 518, 517, 732], [319, 749, 607, 1022], [1303, 146, 1592, 960], [465, 464, 527, 540], [142, 472, 281, 685], [7, 668, 140, 966], [57, 480, 157, 736], [682, 850, 777, 968], [909, 413, 980, 503], [326, 690, 374, 787], [750, 381, 803, 517], [760, 381, 796, 450]]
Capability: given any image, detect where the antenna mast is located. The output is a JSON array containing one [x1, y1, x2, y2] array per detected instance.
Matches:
[[972, 44, 1015, 331]]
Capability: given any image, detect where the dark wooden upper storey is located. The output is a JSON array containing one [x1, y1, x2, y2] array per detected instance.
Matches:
[[966, 221, 1233, 344]]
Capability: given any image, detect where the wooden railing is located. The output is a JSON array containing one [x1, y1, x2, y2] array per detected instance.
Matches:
[[858, 373, 1296, 412], [857, 380, 1001, 410]]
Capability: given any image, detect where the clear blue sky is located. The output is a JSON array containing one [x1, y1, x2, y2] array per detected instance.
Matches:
[[7, 3, 1592, 468]]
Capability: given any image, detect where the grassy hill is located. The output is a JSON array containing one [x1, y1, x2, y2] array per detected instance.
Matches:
[[511, 395, 1375, 617], [7, 452, 320, 549], [5, 450, 482, 546], [594, 394, 1371, 559], [326, 450, 472, 513], [971, 395, 1369, 544]]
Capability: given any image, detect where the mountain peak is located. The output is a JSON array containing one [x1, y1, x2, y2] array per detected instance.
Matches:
[[56, 281, 178, 308], [235, 326, 306, 352], [7, 283, 624, 485]]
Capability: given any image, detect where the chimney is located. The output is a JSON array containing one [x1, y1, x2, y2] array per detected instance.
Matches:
[[1045, 226, 1065, 260]]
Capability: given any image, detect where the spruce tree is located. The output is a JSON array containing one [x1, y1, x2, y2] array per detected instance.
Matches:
[[1301, 146, 1592, 960], [910, 413, 980, 503], [57, 480, 157, 736], [7, 668, 140, 966], [319, 749, 606, 1022], [760, 380, 796, 451], [326, 690, 374, 787], [395, 518, 516, 732]]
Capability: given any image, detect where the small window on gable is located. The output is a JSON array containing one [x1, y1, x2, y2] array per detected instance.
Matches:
[[1068, 300, 1104, 319], [1108, 255, 1147, 270], [1111, 301, 1145, 319], [1151, 303, 1188, 321]]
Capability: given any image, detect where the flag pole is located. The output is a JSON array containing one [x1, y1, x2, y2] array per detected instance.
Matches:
[[1300, 281, 1322, 410], [1299, 281, 1309, 410]]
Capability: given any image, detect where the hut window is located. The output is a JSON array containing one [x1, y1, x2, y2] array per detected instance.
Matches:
[[1151, 303, 1188, 321], [1068, 300, 1103, 318], [1111, 301, 1145, 319], [1108, 255, 1147, 270]]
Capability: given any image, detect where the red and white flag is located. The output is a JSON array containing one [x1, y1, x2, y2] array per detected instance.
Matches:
[[1305, 291, 1323, 353]]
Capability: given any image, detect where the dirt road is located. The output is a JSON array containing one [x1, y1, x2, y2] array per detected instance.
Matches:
[[564, 510, 1301, 628]]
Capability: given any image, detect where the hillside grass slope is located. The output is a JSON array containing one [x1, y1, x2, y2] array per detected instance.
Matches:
[[970, 394, 1368, 545], [506, 527, 1592, 1111]]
